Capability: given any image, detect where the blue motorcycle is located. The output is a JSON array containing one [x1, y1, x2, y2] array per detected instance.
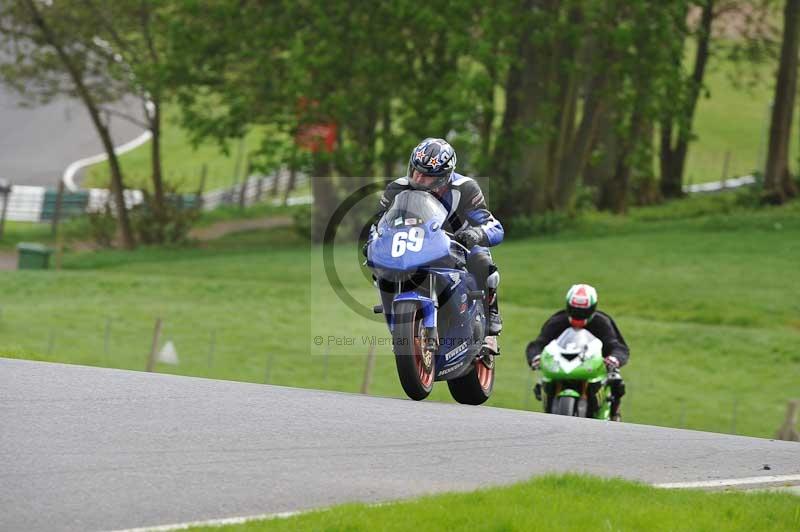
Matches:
[[366, 190, 498, 404]]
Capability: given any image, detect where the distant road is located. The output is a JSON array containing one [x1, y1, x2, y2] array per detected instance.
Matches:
[[0, 84, 145, 187], [0, 358, 797, 532]]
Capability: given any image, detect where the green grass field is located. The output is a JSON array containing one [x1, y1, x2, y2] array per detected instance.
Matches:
[[196, 474, 799, 532], [1, 193, 798, 439]]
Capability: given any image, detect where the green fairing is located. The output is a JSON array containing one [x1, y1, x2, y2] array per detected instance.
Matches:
[[594, 390, 611, 420], [540, 348, 608, 382], [539, 339, 612, 420]]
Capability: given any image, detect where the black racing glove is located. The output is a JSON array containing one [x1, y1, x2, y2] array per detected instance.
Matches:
[[454, 227, 485, 249], [362, 224, 378, 257]]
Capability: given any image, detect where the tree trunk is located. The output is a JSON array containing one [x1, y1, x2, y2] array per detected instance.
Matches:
[[149, 99, 167, 243], [587, 102, 619, 190], [764, 0, 800, 204], [491, 0, 556, 220], [659, 120, 676, 194], [310, 155, 337, 243], [554, 73, 607, 210], [600, 90, 648, 213], [478, 59, 497, 176], [381, 101, 395, 178], [660, 0, 713, 198], [150, 101, 166, 206], [22, 0, 135, 248], [632, 119, 661, 205]]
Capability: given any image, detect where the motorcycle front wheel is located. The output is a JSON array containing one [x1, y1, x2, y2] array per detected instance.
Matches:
[[392, 301, 434, 400], [552, 396, 576, 416]]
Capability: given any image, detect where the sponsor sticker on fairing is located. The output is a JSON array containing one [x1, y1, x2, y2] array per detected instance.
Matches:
[[444, 341, 468, 361], [437, 361, 464, 376]]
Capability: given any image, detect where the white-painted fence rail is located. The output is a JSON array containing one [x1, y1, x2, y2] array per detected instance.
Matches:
[[2, 174, 310, 223]]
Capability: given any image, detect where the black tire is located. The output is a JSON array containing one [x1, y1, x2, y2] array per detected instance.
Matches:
[[392, 301, 434, 401], [576, 397, 589, 418], [447, 354, 494, 405], [553, 396, 576, 416]]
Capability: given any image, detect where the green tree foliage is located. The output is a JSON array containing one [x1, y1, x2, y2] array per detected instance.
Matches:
[[43, 0, 783, 239], [0, 0, 137, 248], [0, 0, 195, 246]]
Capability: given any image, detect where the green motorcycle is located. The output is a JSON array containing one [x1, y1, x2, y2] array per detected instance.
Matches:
[[533, 328, 613, 419]]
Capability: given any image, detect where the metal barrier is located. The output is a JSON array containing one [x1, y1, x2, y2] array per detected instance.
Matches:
[[2, 174, 310, 223]]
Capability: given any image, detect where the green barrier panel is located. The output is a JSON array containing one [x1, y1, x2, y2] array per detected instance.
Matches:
[[40, 190, 90, 222], [17, 242, 52, 270]]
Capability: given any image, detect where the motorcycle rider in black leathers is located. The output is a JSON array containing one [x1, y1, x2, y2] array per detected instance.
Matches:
[[526, 284, 628, 420], [368, 138, 504, 336]]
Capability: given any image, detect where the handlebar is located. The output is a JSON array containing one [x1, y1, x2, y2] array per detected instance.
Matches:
[[444, 231, 470, 253]]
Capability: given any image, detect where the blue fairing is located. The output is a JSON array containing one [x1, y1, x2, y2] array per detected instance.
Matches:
[[368, 220, 451, 272], [392, 292, 437, 329]]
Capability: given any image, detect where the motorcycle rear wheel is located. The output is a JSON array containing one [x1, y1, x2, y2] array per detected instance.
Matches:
[[393, 301, 434, 401], [447, 353, 494, 405], [553, 396, 576, 416]]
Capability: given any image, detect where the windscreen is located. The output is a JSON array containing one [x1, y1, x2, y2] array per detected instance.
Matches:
[[555, 328, 598, 354], [379, 190, 448, 229]]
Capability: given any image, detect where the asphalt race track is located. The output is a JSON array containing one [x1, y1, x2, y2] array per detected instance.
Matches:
[[1, 358, 798, 531], [0, 84, 144, 187]]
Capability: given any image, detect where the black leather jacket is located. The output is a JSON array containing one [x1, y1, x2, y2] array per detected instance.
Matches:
[[525, 310, 630, 367]]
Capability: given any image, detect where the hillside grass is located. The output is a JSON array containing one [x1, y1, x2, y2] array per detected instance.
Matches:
[[0, 193, 798, 439], [197, 474, 800, 532]]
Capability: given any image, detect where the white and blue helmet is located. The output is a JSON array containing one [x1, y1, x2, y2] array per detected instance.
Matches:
[[407, 138, 457, 190]]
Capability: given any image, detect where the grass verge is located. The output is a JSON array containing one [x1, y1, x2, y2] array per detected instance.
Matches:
[[194, 474, 800, 532]]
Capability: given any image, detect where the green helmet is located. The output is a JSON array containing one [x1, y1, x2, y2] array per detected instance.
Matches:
[[565, 284, 598, 328]]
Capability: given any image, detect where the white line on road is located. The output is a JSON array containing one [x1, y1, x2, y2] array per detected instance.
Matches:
[[106, 510, 302, 532], [62, 130, 152, 192], [655, 473, 800, 490]]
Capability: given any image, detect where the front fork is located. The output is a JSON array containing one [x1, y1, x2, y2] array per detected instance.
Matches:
[[533, 380, 595, 416]]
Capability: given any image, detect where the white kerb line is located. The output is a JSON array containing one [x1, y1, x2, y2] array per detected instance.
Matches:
[[106, 510, 302, 532], [62, 130, 152, 192], [655, 473, 800, 489]]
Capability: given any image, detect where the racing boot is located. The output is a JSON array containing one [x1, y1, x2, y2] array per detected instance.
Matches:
[[607, 369, 625, 421], [609, 399, 622, 422], [485, 293, 502, 336], [484, 270, 502, 336]]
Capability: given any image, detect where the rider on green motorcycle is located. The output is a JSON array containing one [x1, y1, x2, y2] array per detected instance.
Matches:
[[525, 284, 628, 421]]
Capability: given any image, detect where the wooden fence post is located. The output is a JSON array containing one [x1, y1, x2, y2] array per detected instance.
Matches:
[[721, 151, 731, 189], [0, 179, 10, 240], [239, 158, 251, 210], [360, 344, 376, 394], [775, 400, 800, 441], [146, 318, 163, 372], [51, 179, 64, 236]]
